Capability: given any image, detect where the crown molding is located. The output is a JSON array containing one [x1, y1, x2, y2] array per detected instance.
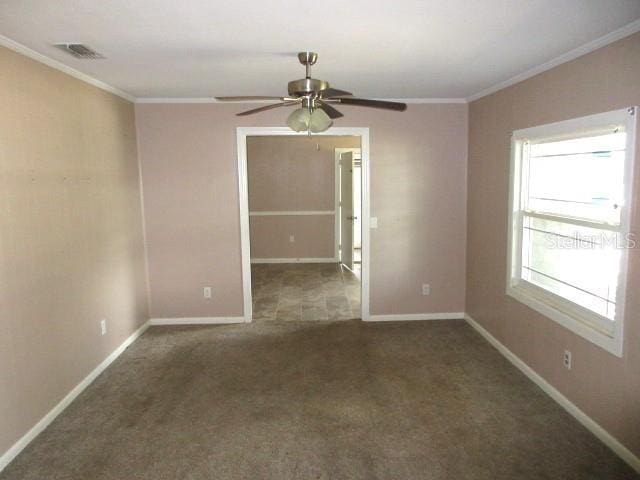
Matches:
[[0, 37, 465, 105], [467, 18, 640, 103], [4, 16, 639, 107], [135, 97, 468, 104], [0, 35, 135, 102]]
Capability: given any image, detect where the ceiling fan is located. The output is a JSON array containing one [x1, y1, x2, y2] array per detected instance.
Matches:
[[214, 52, 407, 133]]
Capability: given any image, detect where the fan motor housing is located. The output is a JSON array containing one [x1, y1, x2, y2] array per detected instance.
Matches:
[[288, 78, 329, 97]]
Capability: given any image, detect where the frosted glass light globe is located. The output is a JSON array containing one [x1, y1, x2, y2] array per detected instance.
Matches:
[[309, 108, 333, 133], [287, 108, 311, 132]]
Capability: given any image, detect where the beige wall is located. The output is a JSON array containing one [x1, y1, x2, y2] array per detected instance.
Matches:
[[249, 215, 335, 259], [135, 103, 468, 318], [0, 47, 148, 455], [466, 32, 640, 457], [247, 135, 359, 260]]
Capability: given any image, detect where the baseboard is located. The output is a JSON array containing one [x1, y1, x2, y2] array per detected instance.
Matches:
[[0, 319, 150, 473], [251, 258, 337, 264], [366, 312, 465, 322], [149, 316, 246, 325], [464, 313, 640, 473], [5, 313, 635, 474]]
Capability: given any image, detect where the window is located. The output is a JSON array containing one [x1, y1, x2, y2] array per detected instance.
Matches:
[[507, 108, 636, 356]]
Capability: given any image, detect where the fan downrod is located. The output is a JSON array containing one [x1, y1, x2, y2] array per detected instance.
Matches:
[[298, 51, 318, 79], [288, 51, 328, 97]]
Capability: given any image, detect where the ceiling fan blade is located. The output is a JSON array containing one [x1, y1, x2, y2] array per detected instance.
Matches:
[[318, 101, 344, 119], [215, 96, 286, 101], [236, 100, 300, 116], [320, 88, 353, 98], [333, 97, 407, 111]]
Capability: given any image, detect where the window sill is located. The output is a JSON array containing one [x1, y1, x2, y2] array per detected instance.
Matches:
[[506, 283, 622, 357]]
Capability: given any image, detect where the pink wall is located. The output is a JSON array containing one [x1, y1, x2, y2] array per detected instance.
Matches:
[[135, 103, 468, 318], [247, 135, 359, 260], [250, 216, 335, 259], [466, 33, 640, 457], [0, 46, 148, 455]]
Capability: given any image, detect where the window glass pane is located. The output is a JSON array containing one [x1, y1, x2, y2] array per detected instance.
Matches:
[[526, 132, 625, 224], [521, 215, 620, 320]]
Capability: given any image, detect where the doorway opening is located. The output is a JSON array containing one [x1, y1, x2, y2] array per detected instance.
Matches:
[[335, 147, 362, 274], [236, 127, 370, 322]]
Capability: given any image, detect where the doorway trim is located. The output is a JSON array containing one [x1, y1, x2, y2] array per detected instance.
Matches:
[[236, 127, 371, 322], [334, 147, 362, 264]]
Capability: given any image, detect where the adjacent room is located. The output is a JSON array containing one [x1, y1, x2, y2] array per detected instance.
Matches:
[[247, 135, 362, 322], [1, 1, 639, 479]]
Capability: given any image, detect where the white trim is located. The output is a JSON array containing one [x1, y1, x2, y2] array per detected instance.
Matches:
[[334, 147, 363, 263], [506, 107, 636, 357], [236, 130, 254, 323], [334, 151, 341, 261], [366, 312, 465, 322], [0, 34, 134, 102], [468, 19, 640, 102], [464, 313, 640, 474], [0, 320, 150, 473], [507, 286, 621, 354], [149, 317, 245, 325], [249, 210, 334, 216], [513, 108, 633, 140], [250, 257, 336, 264], [360, 131, 371, 321], [236, 127, 371, 321], [136, 97, 467, 104]]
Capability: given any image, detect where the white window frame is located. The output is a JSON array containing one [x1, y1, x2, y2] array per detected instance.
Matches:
[[507, 107, 637, 357]]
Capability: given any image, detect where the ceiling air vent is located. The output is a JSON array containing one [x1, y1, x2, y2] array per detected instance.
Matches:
[[54, 43, 104, 59]]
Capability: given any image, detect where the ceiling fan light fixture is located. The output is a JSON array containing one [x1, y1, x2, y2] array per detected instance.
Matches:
[[287, 108, 311, 132], [217, 52, 407, 123], [308, 108, 333, 133]]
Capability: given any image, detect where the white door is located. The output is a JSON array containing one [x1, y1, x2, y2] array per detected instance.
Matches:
[[340, 151, 354, 270]]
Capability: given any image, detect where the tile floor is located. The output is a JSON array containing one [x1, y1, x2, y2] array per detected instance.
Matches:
[[251, 263, 361, 322]]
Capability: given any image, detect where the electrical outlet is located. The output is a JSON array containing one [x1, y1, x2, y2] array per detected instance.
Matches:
[[422, 284, 431, 296], [563, 350, 572, 370], [203, 287, 212, 299], [100, 319, 107, 336], [289, 235, 295, 243]]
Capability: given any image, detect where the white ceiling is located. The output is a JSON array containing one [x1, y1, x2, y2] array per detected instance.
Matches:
[[1, 0, 639, 100]]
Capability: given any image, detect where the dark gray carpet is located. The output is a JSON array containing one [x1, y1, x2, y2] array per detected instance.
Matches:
[[2, 320, 637, 479]]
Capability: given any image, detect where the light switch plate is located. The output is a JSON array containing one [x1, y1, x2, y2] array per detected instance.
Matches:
[[370, 217, 378, 229]]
